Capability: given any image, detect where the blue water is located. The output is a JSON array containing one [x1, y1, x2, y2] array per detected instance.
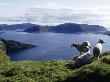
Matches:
[[1, 31, 110, 61]]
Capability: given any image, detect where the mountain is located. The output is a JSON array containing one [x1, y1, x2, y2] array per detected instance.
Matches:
[[0, 23, 36, 31], [0, 38, 37, 53], [103, 31, 110, 36], [24, 23, 107, 33], [50, 23, 83, 33], [79, 24, 107, 32], [24, 24, 51, 33], [24, 25, 41, 33]]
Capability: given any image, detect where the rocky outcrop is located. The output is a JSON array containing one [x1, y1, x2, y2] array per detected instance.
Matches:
[[0, 38, 37, 53]]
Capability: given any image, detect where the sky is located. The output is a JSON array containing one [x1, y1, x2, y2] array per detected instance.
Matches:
[[0, 0, 110, 28]]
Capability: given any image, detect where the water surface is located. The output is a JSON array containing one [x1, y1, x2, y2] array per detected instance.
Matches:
[[1, 31, 110, 61]]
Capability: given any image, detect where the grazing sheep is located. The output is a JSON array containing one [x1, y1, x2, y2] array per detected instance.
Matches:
[[71, 41, 91, 55], [93, 39, 105, 59], [73, 46, 91, 68]]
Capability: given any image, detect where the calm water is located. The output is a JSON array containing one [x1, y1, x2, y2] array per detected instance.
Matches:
[[1, 31, 110, 61]]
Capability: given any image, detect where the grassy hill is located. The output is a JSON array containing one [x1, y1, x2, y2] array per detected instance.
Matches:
[[0, 52, 109, 82], [0, 40, 110, 82]]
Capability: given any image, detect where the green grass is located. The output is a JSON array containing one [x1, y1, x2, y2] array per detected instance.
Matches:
[[0, 52, 110, 82], [0, 54, 10, 63], [0, 41, 10, 63], [64, 52, 110, 82], [0, 60, 76, 82]]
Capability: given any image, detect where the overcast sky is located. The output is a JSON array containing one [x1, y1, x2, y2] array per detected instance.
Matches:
[[0, 0, 110, 28]]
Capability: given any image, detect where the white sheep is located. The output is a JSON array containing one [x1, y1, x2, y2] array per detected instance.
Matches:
[[73, 46, 91, 68], [93, 39, 105, 59], [71, 41, 91, 55]]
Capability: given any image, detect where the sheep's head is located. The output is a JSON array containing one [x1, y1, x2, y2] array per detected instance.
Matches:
[[98, 39, 105, 44], [82, 41, 91, 48], [71, 42, 78, 47], [83, 46, 90, 53]]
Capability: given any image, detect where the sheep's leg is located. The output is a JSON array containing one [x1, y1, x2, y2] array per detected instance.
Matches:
[[94, 54, 99, 60], [97, 54, 101, 59], [98, 54, 101, 59], [97, 56, 99, 59]]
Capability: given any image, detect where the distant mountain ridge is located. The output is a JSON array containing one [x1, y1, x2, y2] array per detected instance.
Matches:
[[0, 23, 107, 33], [0, 23, 36, 31], [24, 23, 107, 33], [104, 31, 110, 36]]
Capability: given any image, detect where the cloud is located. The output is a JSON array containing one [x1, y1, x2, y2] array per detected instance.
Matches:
[[0, 2, 13, 6], [0, 3, 110, 28]]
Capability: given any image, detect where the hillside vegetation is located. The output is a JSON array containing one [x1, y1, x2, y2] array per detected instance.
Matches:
[[0, 40, 10, 63], [0, 52, 109, 82]]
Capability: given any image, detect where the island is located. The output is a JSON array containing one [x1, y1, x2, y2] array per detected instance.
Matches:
[[24, 23, 107, 33], [0, 38, 37, 53]]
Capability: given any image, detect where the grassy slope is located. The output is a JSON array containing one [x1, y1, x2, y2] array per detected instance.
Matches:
[[0, 61, 74, 82], [0, 52, 110, 82], [0, 40, 110, 82]]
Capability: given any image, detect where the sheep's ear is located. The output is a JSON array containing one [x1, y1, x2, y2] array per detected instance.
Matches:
[[100, 38, 103, 41]]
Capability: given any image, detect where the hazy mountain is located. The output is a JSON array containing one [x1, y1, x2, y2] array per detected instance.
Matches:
[[0, 23, 36, 31], [104, 31, 110, 36], [24, 23, 107, 33], [79, 24, 106, 32]]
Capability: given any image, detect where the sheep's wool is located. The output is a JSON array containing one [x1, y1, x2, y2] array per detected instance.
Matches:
[[95, 43, 102, 52]]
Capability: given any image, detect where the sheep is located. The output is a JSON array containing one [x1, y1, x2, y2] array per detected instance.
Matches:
[[71, 41, 91, 55], [93, 39, 105, 59], [82, 41, 91, 48], [73, 45, 92, 68]]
